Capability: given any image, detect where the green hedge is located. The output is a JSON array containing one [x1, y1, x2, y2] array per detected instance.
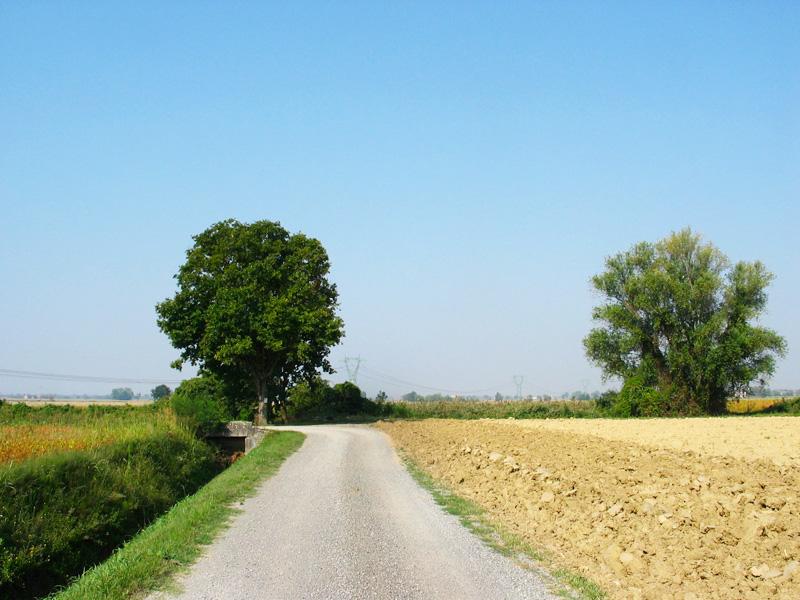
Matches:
[[0, 431, 219, 599]]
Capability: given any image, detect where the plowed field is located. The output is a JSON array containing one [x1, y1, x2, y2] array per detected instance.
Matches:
[[378, 417, 800, 600]]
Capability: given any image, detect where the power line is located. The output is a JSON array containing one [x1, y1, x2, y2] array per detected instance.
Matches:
[[0, 368, 185, 385], [358, 365, 507, 396]]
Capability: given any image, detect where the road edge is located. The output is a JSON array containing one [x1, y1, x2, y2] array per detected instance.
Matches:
[[400, 452, 606, 600]]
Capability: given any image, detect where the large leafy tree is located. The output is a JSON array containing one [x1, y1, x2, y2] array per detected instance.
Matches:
[[584, 229, 785, 415], [156, 219, 344, 423]]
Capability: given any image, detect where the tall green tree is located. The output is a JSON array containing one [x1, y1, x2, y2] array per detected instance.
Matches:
[[584, 229, 785, 415], [156, 219, 344, 423]]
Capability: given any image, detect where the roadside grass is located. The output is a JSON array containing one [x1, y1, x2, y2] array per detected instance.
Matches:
[[51, 430, 305, 600], [403, 457, 605, 600]]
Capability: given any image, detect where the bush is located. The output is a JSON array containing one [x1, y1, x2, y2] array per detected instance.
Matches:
[[594, 390, 618, 412], [610, 376, 668, 417], [0, 429, 218, 599], [329, 382, 369, 414], [286, 379, 381, 421], [170, 376, 230, 435]]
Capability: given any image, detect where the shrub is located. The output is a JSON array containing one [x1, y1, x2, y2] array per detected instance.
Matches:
[[610, 375, 668, 417], [594, 390, 618, 412], [329, 382, 369, 414], [286, 379, 381, 421], [170, 376, 230, 435]]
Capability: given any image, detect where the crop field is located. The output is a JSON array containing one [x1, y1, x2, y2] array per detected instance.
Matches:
[[0, 424, 114, 463], [378, 417, 800, 599], [0, 403, 177, 465], [1, 398, 154, 407], [0, 402, 219, 599], [726, 397, 789, 414]]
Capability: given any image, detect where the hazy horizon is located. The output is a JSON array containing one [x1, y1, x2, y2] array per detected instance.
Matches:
[[2, 3, 798, 398]]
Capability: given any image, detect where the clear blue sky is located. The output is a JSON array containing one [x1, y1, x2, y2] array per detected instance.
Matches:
[[1, 2, 798, 397]]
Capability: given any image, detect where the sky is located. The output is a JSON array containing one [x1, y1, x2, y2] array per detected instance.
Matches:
[[1, 2, 798, 398]]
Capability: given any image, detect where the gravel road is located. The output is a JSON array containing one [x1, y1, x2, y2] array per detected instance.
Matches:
[[158, 425, 556, 600]]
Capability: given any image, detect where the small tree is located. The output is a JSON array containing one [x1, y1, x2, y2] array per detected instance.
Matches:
[[330, 382, 365, 413], [584, 229, 786, 415], [110, 387, 134, 401], [156, 220, 344, 423], [151, 384, 172, 401], [169, 376, 229, 435]]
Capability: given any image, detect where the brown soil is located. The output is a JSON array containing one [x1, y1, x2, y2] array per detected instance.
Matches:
[[503, 417, 800, 467], [377, 418, 800, 600]]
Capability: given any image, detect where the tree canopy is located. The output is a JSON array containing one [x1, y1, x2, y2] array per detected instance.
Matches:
[[110, 387, 134, 401], [584, 229, 785, 415], [156, 219, 344, 422], [150, 384, 171, 400]]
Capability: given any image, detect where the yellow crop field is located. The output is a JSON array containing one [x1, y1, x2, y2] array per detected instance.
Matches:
[[726, 397, 786, 414], [0, 424, 115, 463], [0, 405, 177, 466]]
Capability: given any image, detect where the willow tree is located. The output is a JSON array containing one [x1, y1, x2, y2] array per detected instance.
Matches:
[[156, 219, 344, 423], [584, 228, 785, 415]]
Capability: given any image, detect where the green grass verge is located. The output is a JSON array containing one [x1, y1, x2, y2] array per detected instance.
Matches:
[[51, 430, 305, 600], [403, 457, 605, 600]]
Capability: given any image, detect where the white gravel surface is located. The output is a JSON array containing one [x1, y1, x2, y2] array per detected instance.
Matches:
[[156, 425, 556, 600]]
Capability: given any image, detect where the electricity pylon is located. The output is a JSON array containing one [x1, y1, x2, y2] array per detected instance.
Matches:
[[513, 375, 524, 400], [344, 356, 363, 385]]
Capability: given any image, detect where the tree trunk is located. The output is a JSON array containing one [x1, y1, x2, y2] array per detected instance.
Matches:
[[280, 402, 288, 423], [254, 377, 268, 425], [278, 374, 290, 423]]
